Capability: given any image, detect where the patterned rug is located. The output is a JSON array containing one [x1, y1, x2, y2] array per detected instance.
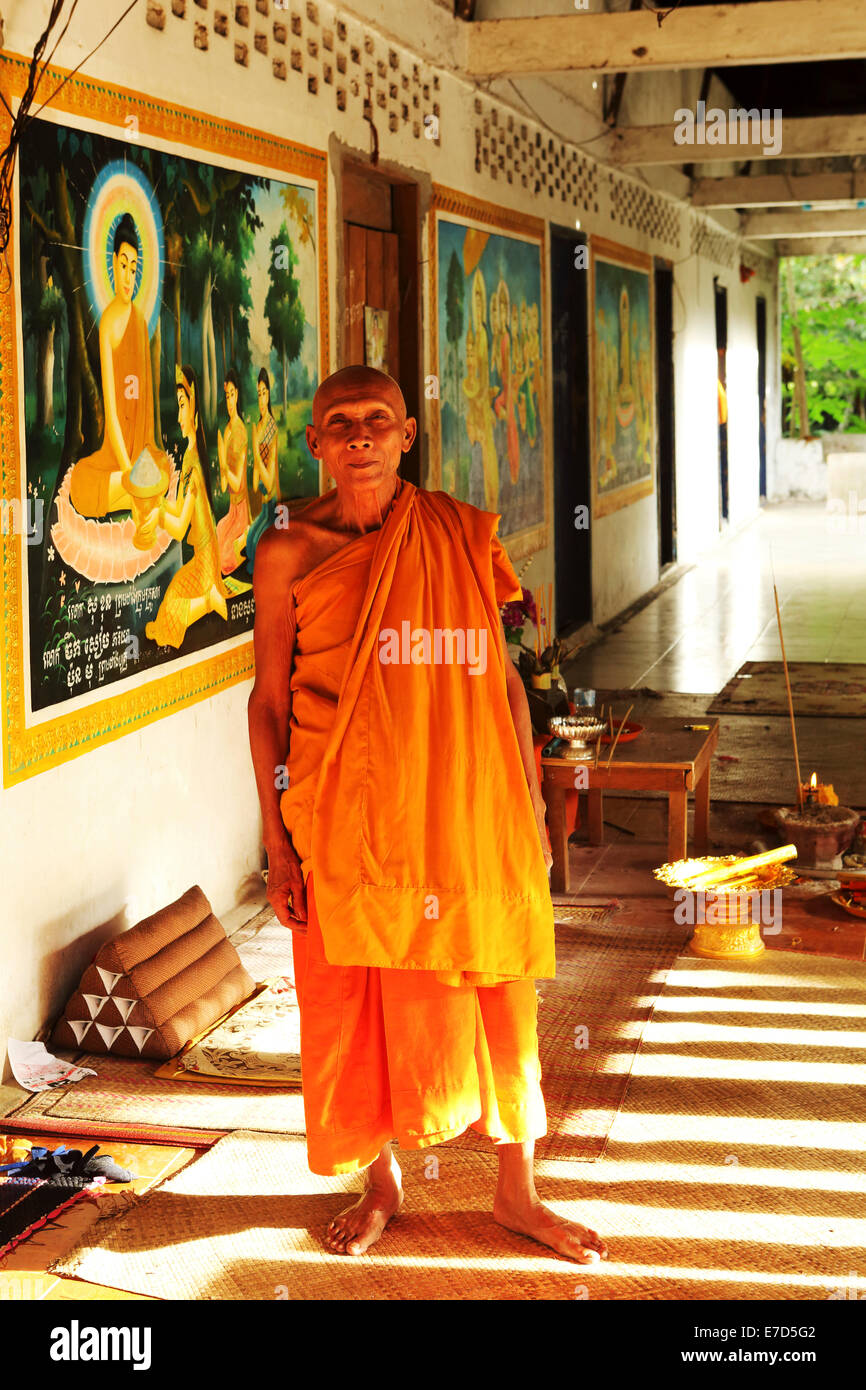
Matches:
[[453, 906, 690, 1162], [0, 1176, 97, 1259], [2, 1051, 306, 1138], [155, 976, 301, 1087], [0, 1116, 223, 1148], [709, 661, 866, 718], [49, 951, 866, 1300], [551, 903, 619, 926]]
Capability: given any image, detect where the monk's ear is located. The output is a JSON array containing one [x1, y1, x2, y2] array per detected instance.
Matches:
[[305, 423, 319, 456], [402, 417, 417, 452]]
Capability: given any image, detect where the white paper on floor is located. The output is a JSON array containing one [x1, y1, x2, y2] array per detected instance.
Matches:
[[7, 1038, 97, 1092]]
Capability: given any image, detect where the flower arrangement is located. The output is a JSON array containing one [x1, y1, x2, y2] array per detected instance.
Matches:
[[500, 577, 580, 684], [500, 586, 537, 645]]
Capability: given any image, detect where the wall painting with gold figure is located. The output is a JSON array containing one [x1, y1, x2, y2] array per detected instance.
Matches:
[[427, 188, 549, 559], [590, 237, 655, 520], [0, 60, 327, 785]]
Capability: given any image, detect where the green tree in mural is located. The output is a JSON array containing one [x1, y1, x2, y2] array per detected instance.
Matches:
[[444, 249, 465, 473], [781, 254, 866, 434], [177, 165, 265, 427], [211, 222, 254, 385], [21, 130, 105, 475], [31, 262, 65, 430], [264, 222, 305, 422]]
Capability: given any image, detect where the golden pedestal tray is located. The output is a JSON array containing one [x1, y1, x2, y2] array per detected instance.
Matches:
[[654, 851, 797, 960]]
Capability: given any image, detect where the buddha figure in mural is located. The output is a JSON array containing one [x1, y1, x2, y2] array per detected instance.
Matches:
[[69, 213, 169, 519]]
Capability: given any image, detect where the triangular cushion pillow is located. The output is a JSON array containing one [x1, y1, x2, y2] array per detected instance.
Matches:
[[52, 886, 255, 1059]]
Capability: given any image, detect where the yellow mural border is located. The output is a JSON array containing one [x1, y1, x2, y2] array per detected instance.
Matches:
[[589, 235, 656, 521], [0, 53, 329, 786], [426, 185, 550, 561]]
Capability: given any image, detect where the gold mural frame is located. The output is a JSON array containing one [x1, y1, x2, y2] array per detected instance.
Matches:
[[0, 54, 329, 786], [589, 236, 656, 520], [427, 185, 550, 560]]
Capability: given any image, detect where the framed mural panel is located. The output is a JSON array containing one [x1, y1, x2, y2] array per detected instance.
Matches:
[[0, 56, 328, 785], [427, 186, 550, 558], [589, 237, 655, 520]]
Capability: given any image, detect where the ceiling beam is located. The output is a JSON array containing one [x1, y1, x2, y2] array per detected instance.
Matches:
[[600, 114, 866, 166], [776, 235, 866, 255], [744, 208, 866, 238], [692, 171, 866, 208], [462, 1, 866, 78]]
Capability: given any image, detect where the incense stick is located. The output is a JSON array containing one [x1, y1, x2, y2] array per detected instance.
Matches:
[[772, 579, 803, 808], [606, 704, 633, 768]]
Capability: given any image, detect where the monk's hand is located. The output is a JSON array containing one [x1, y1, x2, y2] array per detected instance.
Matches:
[[266, 838, 307, 929], [532, 794, 553, 874]]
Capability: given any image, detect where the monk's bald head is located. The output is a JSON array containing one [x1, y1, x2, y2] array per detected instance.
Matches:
[[312, 366, 407, 429], [306, 364, 417, 495]]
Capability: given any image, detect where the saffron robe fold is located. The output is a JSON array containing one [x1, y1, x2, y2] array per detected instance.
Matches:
[[293, 871, 547, 1175], [282, 478, 555, 981]]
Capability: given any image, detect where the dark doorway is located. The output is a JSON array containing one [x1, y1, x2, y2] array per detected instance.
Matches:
[[342, 161, 421, 484], [550, 225, 592, 631], [714, 279, 729, 524], [655, 259, 676, 566], [757, 295, 768, 499]]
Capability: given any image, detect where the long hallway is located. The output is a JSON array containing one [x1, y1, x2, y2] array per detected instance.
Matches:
[[566, 502, 866, 694]]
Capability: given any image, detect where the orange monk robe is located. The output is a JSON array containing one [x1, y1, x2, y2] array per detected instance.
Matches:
[[297, 479, 555, 980], [70, 302, 165, 518], [281, 479, 555, 1175]]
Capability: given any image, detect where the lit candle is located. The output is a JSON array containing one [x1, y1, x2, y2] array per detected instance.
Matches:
[[804, 772, 819, 806]]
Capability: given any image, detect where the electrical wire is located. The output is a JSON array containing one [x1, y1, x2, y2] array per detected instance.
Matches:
[[0, 0, 140, 291]]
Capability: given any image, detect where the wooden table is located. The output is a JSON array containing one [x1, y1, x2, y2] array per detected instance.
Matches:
[[541, 716, 720, 893]]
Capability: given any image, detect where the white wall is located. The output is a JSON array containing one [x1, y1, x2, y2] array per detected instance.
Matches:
[[673, 244, 778, 566], [0, 0, 779, 1071]]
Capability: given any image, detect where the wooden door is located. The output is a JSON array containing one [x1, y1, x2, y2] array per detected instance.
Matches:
[[344, 224, 400, 374]]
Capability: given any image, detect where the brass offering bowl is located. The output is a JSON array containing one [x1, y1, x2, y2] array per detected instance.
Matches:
[[548, 715, 605, 761]]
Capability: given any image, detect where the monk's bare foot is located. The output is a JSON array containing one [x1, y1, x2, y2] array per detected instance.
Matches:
[[325, 1146, 403, 1256], [493, 1195, 608, 1265]]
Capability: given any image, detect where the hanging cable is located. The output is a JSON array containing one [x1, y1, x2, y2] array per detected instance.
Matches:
[[0, 0, 140, 291]]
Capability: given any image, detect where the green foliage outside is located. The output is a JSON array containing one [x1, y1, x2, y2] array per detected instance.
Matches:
[[781, 255, 866, 435]]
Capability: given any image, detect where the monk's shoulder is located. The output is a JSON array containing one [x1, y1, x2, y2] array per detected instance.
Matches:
[[419, 488, 498, 546], [255, 506, 343, 589], [253, 521, 309, 590]]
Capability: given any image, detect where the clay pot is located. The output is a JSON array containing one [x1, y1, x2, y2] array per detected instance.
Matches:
[[774, 806, 860, 869]]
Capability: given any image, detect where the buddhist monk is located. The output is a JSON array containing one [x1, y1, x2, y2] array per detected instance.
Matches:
[[248, 365, 608, 1265]]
